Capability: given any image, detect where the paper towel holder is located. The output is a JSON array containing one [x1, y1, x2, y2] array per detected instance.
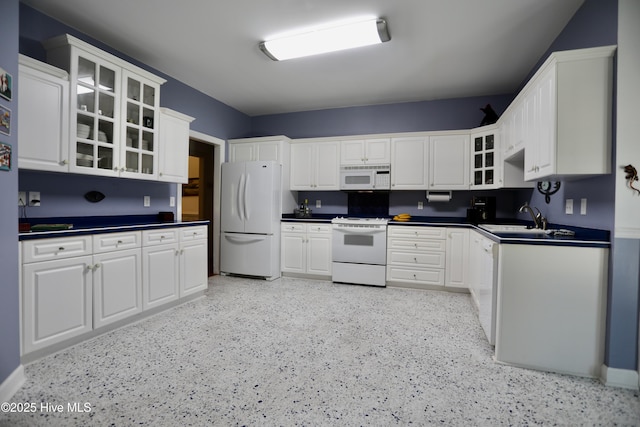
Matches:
[[426, 191, 452, 203]]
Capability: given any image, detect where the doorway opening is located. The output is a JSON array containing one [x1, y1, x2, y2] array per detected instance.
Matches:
[[182, 139, 215, 276]]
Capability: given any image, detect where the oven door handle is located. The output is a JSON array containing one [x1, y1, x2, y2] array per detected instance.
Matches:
[[333, 227, 387, 234]]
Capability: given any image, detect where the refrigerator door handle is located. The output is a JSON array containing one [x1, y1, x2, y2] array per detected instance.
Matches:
[[238, 173, 246, 221], [244, 173, 251, 221], [224, 233, 268, 243]]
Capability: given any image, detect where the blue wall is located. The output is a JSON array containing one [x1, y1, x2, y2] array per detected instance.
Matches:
[[0, 0, 21, 389]]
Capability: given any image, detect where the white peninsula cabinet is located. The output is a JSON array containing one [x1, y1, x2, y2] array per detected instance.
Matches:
[[340, 138, 390, 165], [44, 34, 166, 180], [523, 45, 615, 181], [18, 55, 70, 172], [290, 140, 340, 190], [281, 222, 332, 278]]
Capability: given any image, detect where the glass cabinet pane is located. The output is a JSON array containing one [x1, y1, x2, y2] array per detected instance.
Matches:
[[98, 120, 113, 144], [127, 102, 139, 125], [126, 127, 139, 148], [77, 87, 95, 113], [485, 170, 494, 185], [485, 152, 494, 167], [99, 66, 115, 93], [98, 93, 115, 118], [127, 78, 140, 101], [77, 57, 95, 86], [485, 134, 494, 150], [76, 142, 94, 167], [143, 85, 155, 106], [98, 146, 114, 170], [142, 131, 153, 151], [126, 151, 139, 172], [141, 154, 153, 175], [474, 171, 483, 185], [474, 137, 482, 152], [475, 154, 482, 168], [142, 108, 154, 129]]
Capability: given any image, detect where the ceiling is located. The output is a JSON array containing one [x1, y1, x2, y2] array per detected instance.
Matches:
[[21, 0, 585, 117]]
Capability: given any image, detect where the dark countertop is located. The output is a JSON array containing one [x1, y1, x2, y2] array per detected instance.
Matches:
[[282, 214, 610, 248], [19, 215, 209, 241]]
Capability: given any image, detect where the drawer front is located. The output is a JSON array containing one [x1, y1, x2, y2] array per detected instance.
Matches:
[[180, 226, 208, 242], [387, 250, 445, 268], [386, 265, 445, 285], [388, 226, 447, 239], [23, 235, 92, 263], [307, 223, 331, 234], [281, 223, 306, 233], [387, 238, 446, 252], [143, 229, 179, 246], [93, 231, 141, 253]]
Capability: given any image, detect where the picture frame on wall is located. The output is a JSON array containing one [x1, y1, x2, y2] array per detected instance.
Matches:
[[0, 68, 12, 101], [0, 104, 11, 136], [0, 142, 11, 171]]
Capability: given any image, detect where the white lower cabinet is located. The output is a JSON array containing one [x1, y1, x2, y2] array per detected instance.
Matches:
[[445, 228, 469, 289], [142, 225, 208, 309], [22, 253, 93, 354], [468, 231, 498, 345], [386, 226, 447, 288], [387, 225, 470, 290], [281, 222, 332, 278], [21, 225, 207, 357]]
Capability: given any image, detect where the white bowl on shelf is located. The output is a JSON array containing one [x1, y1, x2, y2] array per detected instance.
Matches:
[[77, 124, 91, 139], [98, 131, 108, 142]]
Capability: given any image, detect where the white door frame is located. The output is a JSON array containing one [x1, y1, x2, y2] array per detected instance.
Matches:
[[178, 130, 225, 275]]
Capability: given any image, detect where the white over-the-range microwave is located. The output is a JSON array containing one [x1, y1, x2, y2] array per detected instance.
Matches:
[[339, 164, 391, 190]]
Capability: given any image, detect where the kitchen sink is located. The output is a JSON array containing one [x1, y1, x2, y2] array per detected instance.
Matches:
[[479, 224, 548, 235]]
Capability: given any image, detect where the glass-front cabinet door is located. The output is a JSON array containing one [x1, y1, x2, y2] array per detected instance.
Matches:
[[71, 51, 120, 176], [120, 70, 160, 179], [470, 127, 500, 189]]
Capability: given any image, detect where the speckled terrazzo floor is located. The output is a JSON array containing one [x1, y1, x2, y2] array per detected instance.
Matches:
[[2, 276, 639, 426]]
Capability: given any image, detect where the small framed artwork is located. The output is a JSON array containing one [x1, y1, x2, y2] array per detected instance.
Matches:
[[0, 68, 12, 101], [0, 142, 11, 171], [0, 104, 10, 136]]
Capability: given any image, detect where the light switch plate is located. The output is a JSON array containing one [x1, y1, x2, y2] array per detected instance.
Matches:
[[316, 200, 321, 208], [169, 196, 176, 207], [143, 196, 151, 207], [418, 201, 424, 210], [29, 191, 41, 207], [18, 191, 26, 206], [565, 199, 573, 215], [580, 198, 587, 215]]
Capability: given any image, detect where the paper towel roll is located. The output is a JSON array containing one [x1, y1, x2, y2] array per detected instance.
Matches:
[[426, 192, 452, 203]]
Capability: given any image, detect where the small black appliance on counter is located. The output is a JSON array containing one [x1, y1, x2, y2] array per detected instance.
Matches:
[[467, 196, 496, 224]]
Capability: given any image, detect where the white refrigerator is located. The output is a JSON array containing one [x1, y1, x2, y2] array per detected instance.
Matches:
[[220, 161, 282, 280]]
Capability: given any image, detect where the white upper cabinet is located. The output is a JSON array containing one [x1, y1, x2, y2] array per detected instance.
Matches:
[[390, 136, 428, 189], [429, 133, 470, 190], [290, 140, 339, 190], [340, 138, 390, 165], [18, 55, 70, 172], [470, 126, 499, 190], [157, 108, 195, 183], [523, 46, 615, 181], [44, 34, 166, 179], [228, 136, 288, 163]]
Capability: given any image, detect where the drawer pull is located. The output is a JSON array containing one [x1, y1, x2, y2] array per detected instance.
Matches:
[[58, 247, 65, 251], [117, 240, 123, 244]]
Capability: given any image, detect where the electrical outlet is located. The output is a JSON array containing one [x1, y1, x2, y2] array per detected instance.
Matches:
[[18, 191, 26, 206], [29, 191, 41, 207], [169, 196, 176, 207], [565, 198, 573, 215], [143, 196, 151, 207], [580, 198, 587, 215], [315, 200, 321, 208], [418, 201, 424, 210]]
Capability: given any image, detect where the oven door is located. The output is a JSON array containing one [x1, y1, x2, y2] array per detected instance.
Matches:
[[340, 170, 375, 190], [332, 224, 387, 265]]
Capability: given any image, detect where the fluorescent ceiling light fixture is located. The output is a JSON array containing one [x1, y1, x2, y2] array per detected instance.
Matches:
[[260, 17, 390, 61]]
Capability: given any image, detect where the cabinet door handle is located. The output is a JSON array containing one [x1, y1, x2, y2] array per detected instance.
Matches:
[[61, 159, 68, 165]]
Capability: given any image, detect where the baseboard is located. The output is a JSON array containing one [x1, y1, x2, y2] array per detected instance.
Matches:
[[0, 364, 26, 403], [600, 364, 639, 390]]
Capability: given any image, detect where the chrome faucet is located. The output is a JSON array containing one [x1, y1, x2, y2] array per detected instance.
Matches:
[[519, 202, 546, 229]]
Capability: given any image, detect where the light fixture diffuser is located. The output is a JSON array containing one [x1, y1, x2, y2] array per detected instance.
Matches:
[[260, 18, 390, 61]]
